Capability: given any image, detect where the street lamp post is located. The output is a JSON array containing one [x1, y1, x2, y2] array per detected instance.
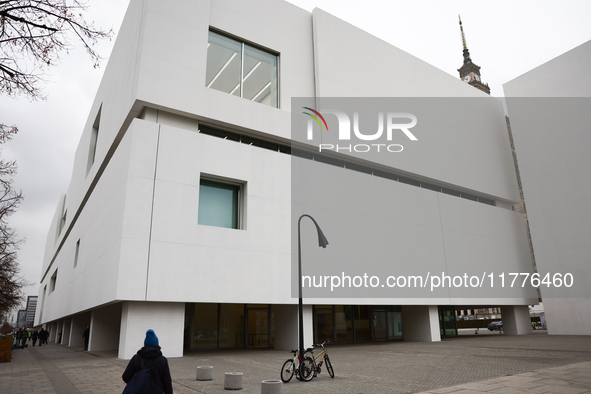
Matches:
[[297, 214, 329, 362]]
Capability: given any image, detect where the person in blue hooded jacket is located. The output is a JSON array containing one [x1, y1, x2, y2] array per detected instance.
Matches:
[[122, 329, 173, 394]]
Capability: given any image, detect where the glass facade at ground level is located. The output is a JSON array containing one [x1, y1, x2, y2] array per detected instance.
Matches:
[[185, 303, 273, 350], [314, 305, 403, 343], [184, 303, 409, 350]]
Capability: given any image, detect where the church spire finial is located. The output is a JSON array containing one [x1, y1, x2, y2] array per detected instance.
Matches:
[[459, 14, 471, 64], [459, 15, 467, 51]]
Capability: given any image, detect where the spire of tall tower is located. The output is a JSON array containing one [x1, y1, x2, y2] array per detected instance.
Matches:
[[459, 15, 471, 64], [456, 16, 490, 94]]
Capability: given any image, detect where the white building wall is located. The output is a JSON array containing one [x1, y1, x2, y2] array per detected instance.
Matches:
[[504, 40, 591, 335], [310, 9, 519, 203], [37, 123, 137, 324], [147, 123, 292, 303]]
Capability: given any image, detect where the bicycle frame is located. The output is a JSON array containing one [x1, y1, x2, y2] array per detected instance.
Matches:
[[305, 339, 330, 374], [310, 348, 327, 369]]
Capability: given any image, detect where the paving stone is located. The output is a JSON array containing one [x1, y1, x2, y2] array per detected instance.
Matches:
[[537, 386, 590, 394], [1, 332, 591, 393], [487, 388, 531, 394], [453, 381, 509, 391]]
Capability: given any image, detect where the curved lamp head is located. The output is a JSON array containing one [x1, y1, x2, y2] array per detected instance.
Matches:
[[308, 215, 329, 248], [299, 214, 329, 248], [316, 226, 329, 248]]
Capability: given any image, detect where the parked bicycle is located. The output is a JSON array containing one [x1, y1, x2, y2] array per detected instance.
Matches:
[[299, 339, 334, 381], [280, 348, 314, 383]]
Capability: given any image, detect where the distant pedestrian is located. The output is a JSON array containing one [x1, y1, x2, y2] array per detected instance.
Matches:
[[32, 330, 38, 346], [58, 331, 62, 344], [38, 329, 47, 346], [82, 326, 90, 351], [122, 329, 173, 394], [21, 330, 28, 346]]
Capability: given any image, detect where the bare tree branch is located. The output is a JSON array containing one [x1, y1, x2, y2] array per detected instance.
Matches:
[[0, 0, 113, 99]]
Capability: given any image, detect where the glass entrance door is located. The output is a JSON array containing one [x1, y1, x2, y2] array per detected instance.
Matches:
[[314, 306, 334, 343], [387, 310, 403, 340], [372, 310, 388, 340], [438, 306, 457, 336], [247, 309, 269, 347]]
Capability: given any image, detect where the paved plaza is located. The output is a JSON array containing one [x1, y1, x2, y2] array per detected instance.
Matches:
[[1, 331, 591, 393]]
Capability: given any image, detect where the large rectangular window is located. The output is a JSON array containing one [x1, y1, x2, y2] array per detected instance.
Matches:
[[206, 30, 278, 107], [198, 178, 243, 229]]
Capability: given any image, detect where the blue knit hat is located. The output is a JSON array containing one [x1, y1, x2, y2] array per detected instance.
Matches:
[[144, 329, 159, 347]]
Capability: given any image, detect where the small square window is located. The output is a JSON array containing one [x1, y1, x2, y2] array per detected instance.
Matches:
[[198, 178, 244, 229]]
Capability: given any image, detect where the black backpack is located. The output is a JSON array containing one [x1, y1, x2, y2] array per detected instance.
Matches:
[[123, 357, 154, 394]]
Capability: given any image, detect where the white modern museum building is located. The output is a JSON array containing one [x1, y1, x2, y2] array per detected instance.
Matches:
[[35, 0, 539, 359]]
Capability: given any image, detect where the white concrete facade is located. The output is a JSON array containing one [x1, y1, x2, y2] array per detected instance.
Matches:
[[36, 0, 536, 358], [504, 40, 591, 335]]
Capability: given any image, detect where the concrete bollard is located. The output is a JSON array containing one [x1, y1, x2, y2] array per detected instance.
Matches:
[[196, 366, 213, 381], [224, 372, 243, 390], [261, 379, 282, 394]]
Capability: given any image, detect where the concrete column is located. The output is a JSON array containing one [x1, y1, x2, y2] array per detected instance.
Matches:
[[89, 303, 122, 351], [49, 322, 58, 342], [61, 318, 71, 345], [119, 301, 185, 359], [501, 305, 532, 335], [273, 304, 312, 350], [54, 321, 61, 342], [69, 313, 91, 347], [274, 304, 298, 350], [401, 305, 441, 342], [53, 321, 61, 343]]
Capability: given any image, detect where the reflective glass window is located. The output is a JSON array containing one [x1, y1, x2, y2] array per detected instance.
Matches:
[[206, 31, 278, 107], [198, 179, 240, 229], [206, 31, 241, 97]]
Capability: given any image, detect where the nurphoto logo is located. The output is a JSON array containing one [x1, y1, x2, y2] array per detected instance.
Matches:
[[302, 107, 418, 153]]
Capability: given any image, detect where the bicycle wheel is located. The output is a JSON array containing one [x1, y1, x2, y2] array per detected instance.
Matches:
[[280, 359, 295, 383], [299, 356, 315, 381], [325, 355, 334, 378]]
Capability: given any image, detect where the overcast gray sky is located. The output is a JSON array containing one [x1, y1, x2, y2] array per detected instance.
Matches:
[[1, 0, 590, 308]]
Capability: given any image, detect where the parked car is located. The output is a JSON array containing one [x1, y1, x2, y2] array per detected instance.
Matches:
[[488, 321, 503, 331]]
